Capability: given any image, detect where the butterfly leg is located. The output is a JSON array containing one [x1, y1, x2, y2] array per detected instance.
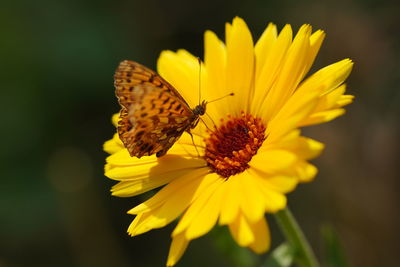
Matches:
[[190, 117, 200, 129], [186, 129, 200, 158]]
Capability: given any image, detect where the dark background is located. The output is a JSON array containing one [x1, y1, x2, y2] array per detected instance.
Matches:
[[1, 0, 399, 266]]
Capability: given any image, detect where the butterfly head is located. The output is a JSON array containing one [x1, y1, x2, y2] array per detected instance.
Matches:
[[193, 100, 207, 116]]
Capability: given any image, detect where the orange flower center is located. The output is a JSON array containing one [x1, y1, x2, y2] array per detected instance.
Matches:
[[204, 112, 266, 178]]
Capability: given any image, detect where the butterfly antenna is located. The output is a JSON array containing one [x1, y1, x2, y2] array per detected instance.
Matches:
[[201, 93, 235, 134], [197, 57, 202, 106], [207, 92, 234, 104]]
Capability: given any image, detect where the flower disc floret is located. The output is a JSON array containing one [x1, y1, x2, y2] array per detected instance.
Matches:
[[205, 112, 266, 178]]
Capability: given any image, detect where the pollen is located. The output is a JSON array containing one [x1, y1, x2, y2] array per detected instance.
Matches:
[[204, 112, 266, 178]]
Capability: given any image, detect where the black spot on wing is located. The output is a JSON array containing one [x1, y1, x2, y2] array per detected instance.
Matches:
[[175, 104, 182, 111], [162, 97, 170, 104], [147, 144, 154, 152], [140, 143, 150, 152], [162, 127, 178, 135], [135, 130, 145, 140]]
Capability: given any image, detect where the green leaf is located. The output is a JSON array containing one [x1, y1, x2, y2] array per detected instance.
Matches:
[[321, 225, 350, 267], [261, 243, 295, 267]]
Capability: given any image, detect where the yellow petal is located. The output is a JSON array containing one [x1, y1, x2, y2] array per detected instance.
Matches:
[[128, 167, 210, 214], [111, 175, 175, 197], [260, 25, 311, 121], [225, 17, 254, 114], [111, 113, 119, 127], [297, 59, 353, 96], [184, 184, 224, 239], [249, 172, 288, 212], [228, 213, 255, 246], [238, 173, 267, 222], [269, 59, 352, 135], [127, 212, 145, 235], [172, 174, 224, 239], [106, 149, 157, 167], [303, 30, 325, 76], [219, 173, 242, 225], [129, 193, 187, 235], [312, 84, 346, 112], [167, 232, 189, 267], [265, 175, 298, 194], [294, 137, 324, 160], [127, 170, 213, 236], [225, 21, 232, 44], [128, 207, 166, 236], [295, 161, 318, 183], [300, 109, 346, 126], [298, 84, 352, 127], [248, 168, 298, 194], [103, 133, 124, 154], [262, 189, 287, 213], [252, 24, 292, 116], [266, 91, 319, 143], [176, 49, 199, 64], [266, 135, 325, 160], [249, 217, 271, 253], [262, 129, 301, 150], [127, 207, 171, 236], [204, 30, 228, 119], [249, 149, 297, 173], [255, 23, 277, 82], [337, 95, 354, 106], [106, 154, 204, 180]]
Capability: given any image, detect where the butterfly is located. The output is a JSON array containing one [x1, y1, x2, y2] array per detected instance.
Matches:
[[114, 60, 206, 158]]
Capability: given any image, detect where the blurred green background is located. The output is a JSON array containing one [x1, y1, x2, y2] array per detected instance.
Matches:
[[1, 0, 399, 266]]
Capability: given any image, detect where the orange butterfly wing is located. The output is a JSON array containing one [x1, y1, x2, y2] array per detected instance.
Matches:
[[114, 60, 195, 158]]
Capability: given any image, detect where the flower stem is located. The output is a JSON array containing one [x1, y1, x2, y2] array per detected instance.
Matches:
[[274, 207, 319, 267]]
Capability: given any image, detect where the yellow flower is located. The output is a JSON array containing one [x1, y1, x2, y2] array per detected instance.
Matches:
[[104, 17, 353, 266]]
